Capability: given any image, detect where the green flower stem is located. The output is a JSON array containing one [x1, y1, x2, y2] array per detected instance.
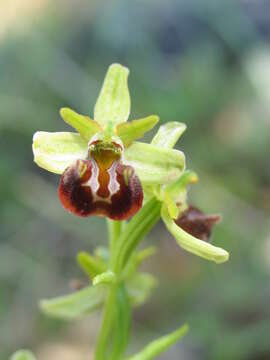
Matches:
[[94, 284, 118, 360], [111, 284, 131, 360], [95, 200, 161, 360], [107, 219, 124, 265], [95, 220, 123, 360], [113, 198, 162, 274]]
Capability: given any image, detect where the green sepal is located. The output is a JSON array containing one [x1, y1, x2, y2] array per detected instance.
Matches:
[[93, 271, 116, 286], [116, 115, 159, 147], [94, 63, 130, 128], [77, 251, 107, 279], [162, 191, 180, 220], [60, 107, 101, 141], [126, 324, 189, 360], [161, 205, 229, 264], [151, 121, 186, 148], [162, 170, 198, 219], [32, 131, 88, 174], [127, 272, 158, 307], [40, 285, 105, 319], [124, 142, 185, 186], [10, 350, 36, 360], [164, 170, 198, 197]]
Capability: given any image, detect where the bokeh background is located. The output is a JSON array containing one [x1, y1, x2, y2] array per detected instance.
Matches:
[[1, 0, 270, 359]]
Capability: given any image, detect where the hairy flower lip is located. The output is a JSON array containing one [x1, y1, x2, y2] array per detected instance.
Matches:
[[58, 158, 143, 220], [175, 205, 221, 242]]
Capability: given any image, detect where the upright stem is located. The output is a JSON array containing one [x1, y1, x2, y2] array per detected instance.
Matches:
[[95, 200, 161, 360], [95, 220, 124, 360], [94, 285, 118, 360], [107, 220, 123, 266]]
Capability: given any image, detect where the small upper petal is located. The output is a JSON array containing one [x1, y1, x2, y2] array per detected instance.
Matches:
[[60, 107, 101, 141], [116, 115, 159, 147]]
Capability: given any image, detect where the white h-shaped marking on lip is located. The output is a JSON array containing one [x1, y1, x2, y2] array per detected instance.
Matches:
[[82, 160, 120, 204]]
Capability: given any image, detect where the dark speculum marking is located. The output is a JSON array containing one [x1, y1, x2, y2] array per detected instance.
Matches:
[[58, 141, 143, 220], [175, 205, 221, 241]]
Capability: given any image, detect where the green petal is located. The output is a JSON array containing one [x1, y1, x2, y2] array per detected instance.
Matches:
[[161, 206, 229, 264], [10, 350, 36, 360], [124, 142, 185, 185], [33, 131, 88, 174], [126, 324, 189, 360], [60, 107, 101, 141], [94, 63, 130, 128], [151, 122, 186, 148], [116, 115, 159, 147], [40, 285, 105, 319]]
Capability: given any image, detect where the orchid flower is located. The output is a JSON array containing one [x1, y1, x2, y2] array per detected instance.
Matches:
[[33, 64, 184, 220], [32, 63, 228, 262]]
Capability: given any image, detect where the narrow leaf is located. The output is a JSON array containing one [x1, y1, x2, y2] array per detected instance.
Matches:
[[136, 247, 157, 265], [161, 206, 229, 264], [116, 115, 159, 147], [94, 63, 130, 127], [60, 107, 101, 141], [93, 271, 116, 286], [33, 131, 88, 174], [77, 251, 107, 279], [124, 142, 185, 186], [10, 350, 36, 360], [40, 285, 105, 319], [126, 324, 189, 360], [151, 122, 186, 148]]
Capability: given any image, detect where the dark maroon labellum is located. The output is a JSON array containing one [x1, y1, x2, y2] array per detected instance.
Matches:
[[58, 142, 143, 220], [175, 205, 221, 241]]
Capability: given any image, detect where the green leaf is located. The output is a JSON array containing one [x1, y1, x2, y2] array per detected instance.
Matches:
[[77, 251, 107, 279], [161, 205, 229, 264], [33, 131, 88, 174], [151, 121, 186, 148], [124, 142, 185, 186], [127, 272, 158, 307], [60, 107, 101, 141], [40, 285, 105, 319], [136, 246, 157, 266], [126, 324, 189, 360], [116, 115, 159, 147], [10, 350, 36, 360], [94, 63, 130, 127], [93, 271, 116, 286]]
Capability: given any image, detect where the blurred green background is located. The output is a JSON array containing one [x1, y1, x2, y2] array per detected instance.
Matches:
[[1, 1, 270, 359]]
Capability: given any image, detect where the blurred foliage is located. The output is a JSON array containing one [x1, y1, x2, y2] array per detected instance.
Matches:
[[1, 0, 270, 359]]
